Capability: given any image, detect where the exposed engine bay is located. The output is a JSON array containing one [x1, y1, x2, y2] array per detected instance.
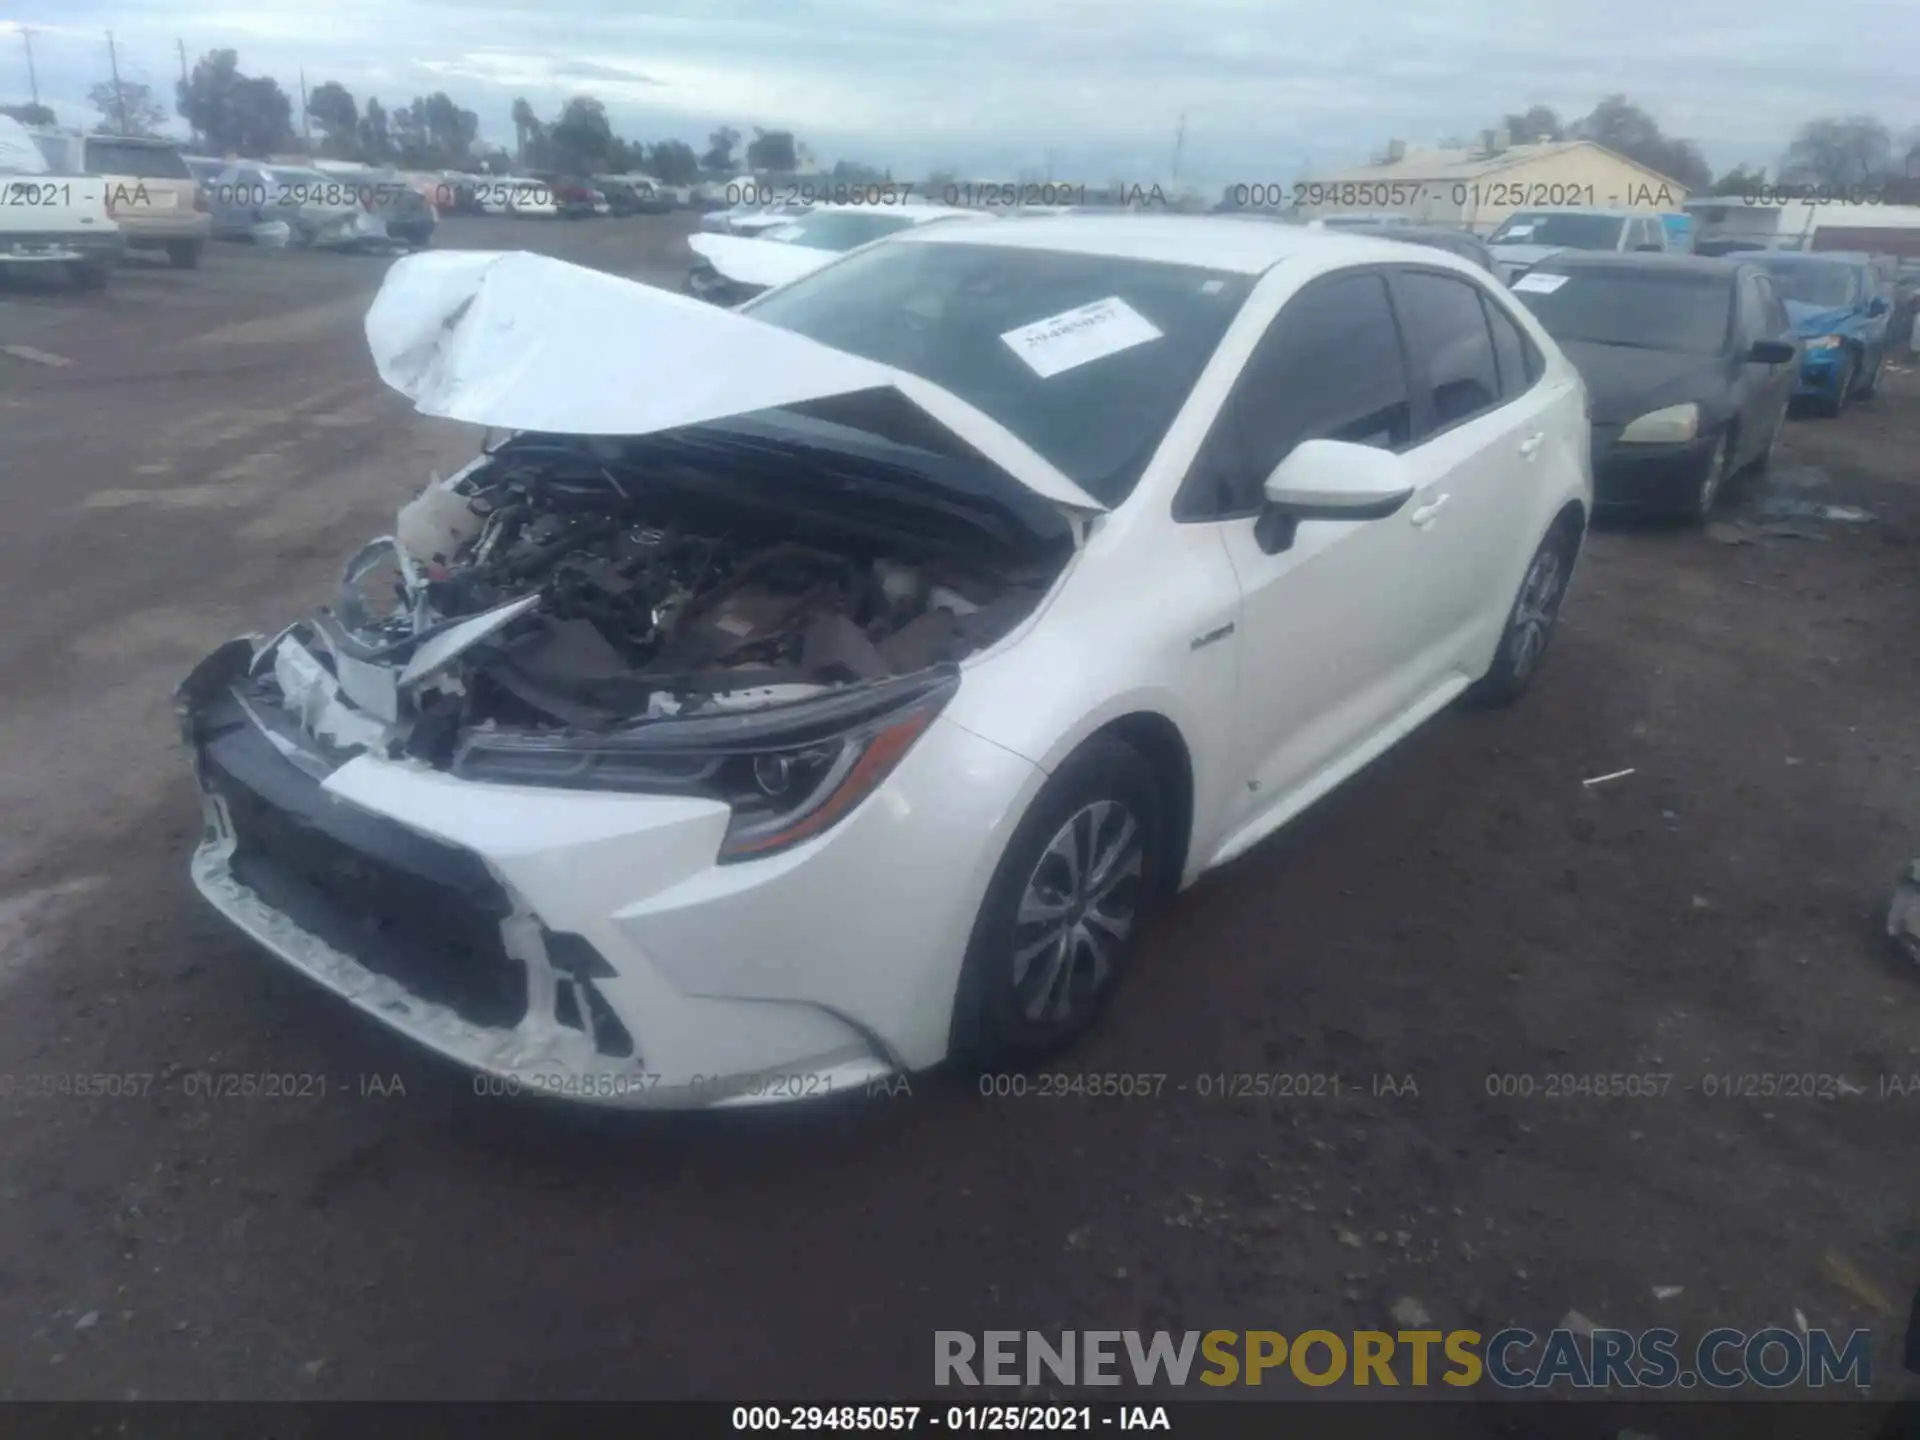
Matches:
[[261, 431, 1071, 767]]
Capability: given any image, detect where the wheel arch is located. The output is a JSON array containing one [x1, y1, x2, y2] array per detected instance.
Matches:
[[1084, 710, 1196, 894]]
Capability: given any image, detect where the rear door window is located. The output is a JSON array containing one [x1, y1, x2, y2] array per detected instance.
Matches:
[[1481, 294, 1541, 399], [1391, 270, 1504, 435]]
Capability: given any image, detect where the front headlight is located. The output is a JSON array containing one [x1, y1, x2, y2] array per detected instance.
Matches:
[[451, 669, 957, 862], [1802, 334, 1842, 352], [1618, 402, 1700, 444]]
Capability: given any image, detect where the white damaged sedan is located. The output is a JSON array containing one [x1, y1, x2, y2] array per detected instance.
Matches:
[[179, 218, 1592, 1107]]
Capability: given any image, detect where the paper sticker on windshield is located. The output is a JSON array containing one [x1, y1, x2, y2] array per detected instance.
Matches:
[[1001, 297, 1164, 379], [1512, 272, 1569, 294], [764, 224, 805, 241], [1502, 223, 1535, 239]]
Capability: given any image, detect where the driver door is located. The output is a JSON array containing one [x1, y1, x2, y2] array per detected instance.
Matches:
[[1177, 268, 1446, 852]]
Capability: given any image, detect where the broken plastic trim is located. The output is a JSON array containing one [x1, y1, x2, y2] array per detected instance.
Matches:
[[452, 665, 959, 862]]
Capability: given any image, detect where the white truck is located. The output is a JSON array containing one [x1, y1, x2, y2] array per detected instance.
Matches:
[[0, 115, 125, 289]]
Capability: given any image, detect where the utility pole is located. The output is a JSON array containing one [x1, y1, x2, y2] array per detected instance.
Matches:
[[299, 66, 313, 154], [1171, 110, 1187, 181], [106, 31, 130, 133], [21, 26, 39, 107]]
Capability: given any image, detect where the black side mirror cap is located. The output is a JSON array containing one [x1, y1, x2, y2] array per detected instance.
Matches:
[[1749, 339, 1798, 365]]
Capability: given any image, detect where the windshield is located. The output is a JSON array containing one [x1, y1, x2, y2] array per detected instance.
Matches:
[[1491, 212, 1627, 249], [1513, 269, 1732, 355], [1753, 259, 1858, 309], [770, 210, 922, 251], [745, 240, 1254, 505]]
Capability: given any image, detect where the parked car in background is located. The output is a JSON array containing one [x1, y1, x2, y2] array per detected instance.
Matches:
[[178, 220, 1589, 1102], [1367, 224, 1498, 275], [507, 179, 559, 218], [0, 114, 124, 288], [1510, 253, 1797, 519], [1743, 251, 1894, 416], [685, 202, 988, 303], [206, 162, 390, 250], [325, 165, 437, 249], [1488, 208, 1670, 283], [594, 176, 672, 216], [540, 177, 608, 219], [29, 131, 211, 270]]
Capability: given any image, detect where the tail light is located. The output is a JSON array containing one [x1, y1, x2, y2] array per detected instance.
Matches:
[[193, 187, 210, 214]]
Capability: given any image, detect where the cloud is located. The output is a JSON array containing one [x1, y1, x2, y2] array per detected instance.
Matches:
[[7, 0, 1917, 180]]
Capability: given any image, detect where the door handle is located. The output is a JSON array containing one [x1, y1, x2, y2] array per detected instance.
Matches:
[[1410, 494, 1450, 527], [1518, 432, 1545, 458]]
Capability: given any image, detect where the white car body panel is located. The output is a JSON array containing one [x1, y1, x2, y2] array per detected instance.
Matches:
[[186, 218, 1591, 1105], [362, 249, 1106, 515], [687, 230, 836, 288], [0, 116, 121, 263]]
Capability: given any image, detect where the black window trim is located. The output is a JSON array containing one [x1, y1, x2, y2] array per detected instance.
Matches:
[[1382, 263, 1521, 447], [1171, 262, 1413, 524]]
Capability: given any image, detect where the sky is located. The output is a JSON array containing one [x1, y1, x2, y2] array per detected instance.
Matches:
[[4, 0, 1917, 187]]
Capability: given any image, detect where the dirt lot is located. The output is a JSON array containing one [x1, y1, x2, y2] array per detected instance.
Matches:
[[0, 215, 1916, 1409]]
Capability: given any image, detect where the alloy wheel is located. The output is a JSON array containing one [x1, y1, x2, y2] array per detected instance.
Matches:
[[1010, 800, 1144, 1023], [1508, 545, 1566, 681]]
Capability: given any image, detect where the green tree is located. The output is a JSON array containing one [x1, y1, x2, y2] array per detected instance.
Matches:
[[1779, 115, 1894, 187], [745, 127, 797, 172], [1501, 105, 1563, 144], [1, 102, 56, 126], [547, 96, 615, 174], [358, 97, 393, 163], [1570, 94, 1709, 192], [1708, 163, 1766, 195], [511, 97, 538, 165], [645, 139, 698, 185], [702, 125, 739, 172], [307, 81, 359, 159], [390, 92, 478, 169], [176, 50, 295, 157], [88, 78, 166, 136]]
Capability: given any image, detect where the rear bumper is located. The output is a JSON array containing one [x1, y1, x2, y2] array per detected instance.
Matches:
[[120, 214, 214, 245], [0, 230, 126, 265], [1793, 349, 1848, 399]]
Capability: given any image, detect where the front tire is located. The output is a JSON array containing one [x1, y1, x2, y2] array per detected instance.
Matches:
[[1466, 519, 1578, 709], [949, 736, 1167, 1068]]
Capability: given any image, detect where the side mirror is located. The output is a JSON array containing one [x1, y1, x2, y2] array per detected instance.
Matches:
[[1255, 439, 1414, 552], [1867, 296, 1890, 317], [1749, 338, 1797, 365]]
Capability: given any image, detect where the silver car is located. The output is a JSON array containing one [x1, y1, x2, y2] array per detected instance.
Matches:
[[206, 163, 389, 249]]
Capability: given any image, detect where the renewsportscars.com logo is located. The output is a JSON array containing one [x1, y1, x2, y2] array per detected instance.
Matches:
[[935, 1327, 1873, 1391]]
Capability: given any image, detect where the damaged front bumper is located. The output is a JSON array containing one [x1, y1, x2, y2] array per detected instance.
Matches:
[[177, 634, 1041, 1108]]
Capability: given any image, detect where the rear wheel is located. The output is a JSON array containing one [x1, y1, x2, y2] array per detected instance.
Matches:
[[165, 240, 203, 270], [949, 736, 1166, 1068], [1465, 519, 1579, 709]]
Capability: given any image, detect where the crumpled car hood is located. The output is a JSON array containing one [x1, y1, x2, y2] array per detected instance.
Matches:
[[687, 231, 836, 289], [1784, 301, 1859, 337], [363, 250, 1106, 516]]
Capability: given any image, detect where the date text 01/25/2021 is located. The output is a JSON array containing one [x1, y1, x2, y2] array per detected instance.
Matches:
[[730, 1405, 1171, 1432]]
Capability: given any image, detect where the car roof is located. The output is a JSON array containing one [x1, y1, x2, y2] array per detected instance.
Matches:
[[898, 214, 1485, 276], [1529, 251, 1739, 278]]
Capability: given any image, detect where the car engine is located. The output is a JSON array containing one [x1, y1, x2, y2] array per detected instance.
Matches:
[[343, 436, 1063, 738]]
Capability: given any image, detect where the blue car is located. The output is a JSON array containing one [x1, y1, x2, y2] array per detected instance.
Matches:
[[1747, 251, 1893, 416]]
